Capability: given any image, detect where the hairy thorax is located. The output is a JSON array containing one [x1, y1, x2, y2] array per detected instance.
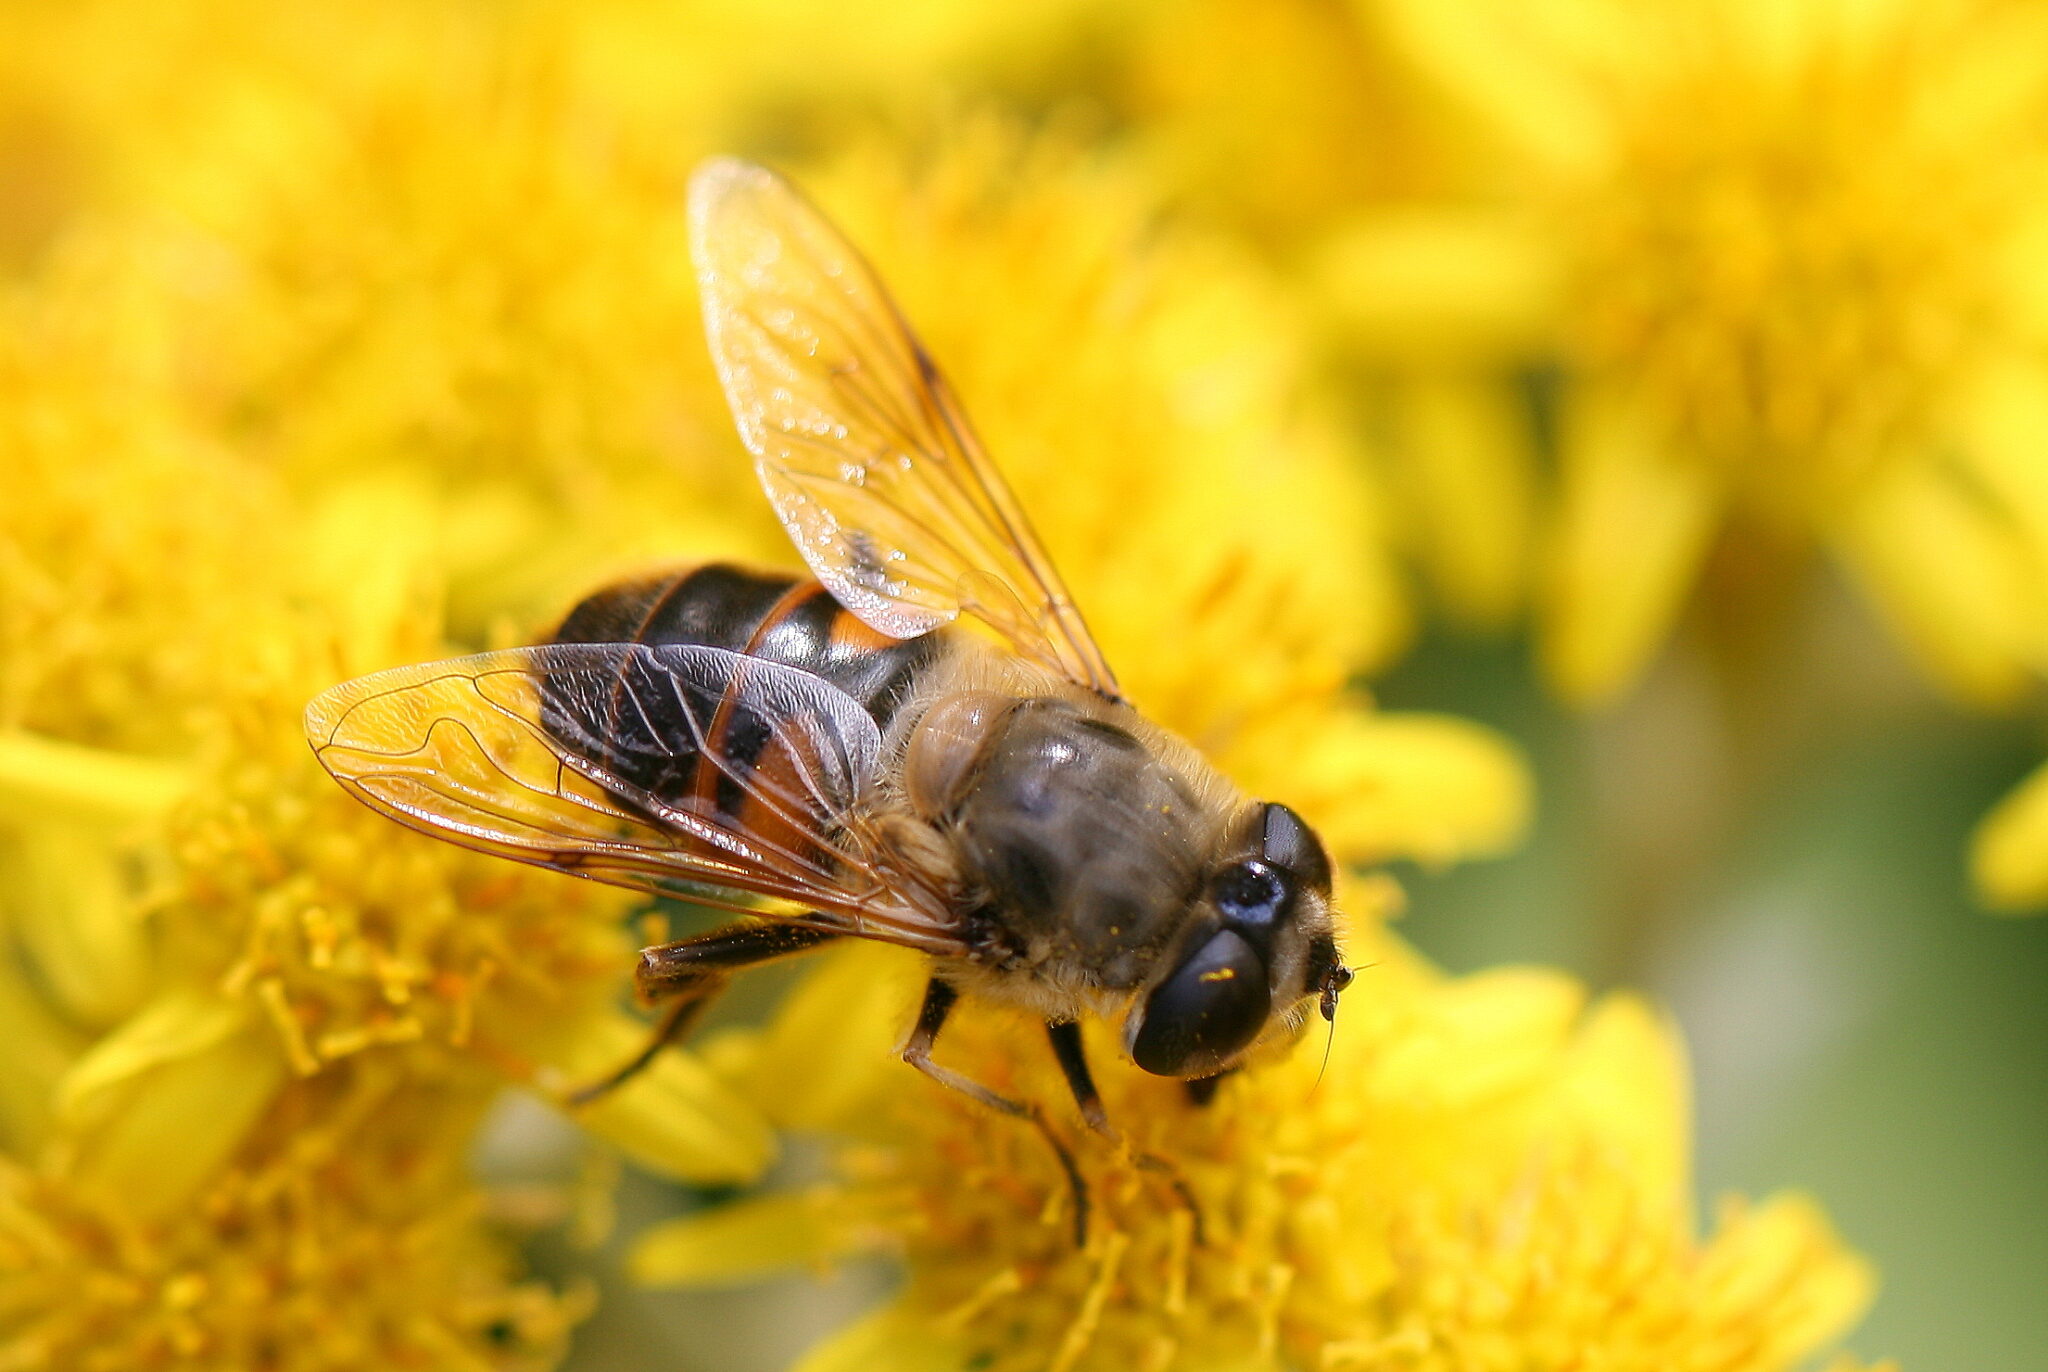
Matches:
[[891, 649, 1239, 1014]]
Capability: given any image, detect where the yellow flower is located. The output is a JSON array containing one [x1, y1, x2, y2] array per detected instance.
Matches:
[[1, 1061, 589, 1372], [0, 516, 772, 1369], [1345, 0, 2048, 705], [1035, 0, 1540, 634], [1116, 0, 1482, 251], [153, 607, 773, 1172], [1, 0, 1532, 1351], [636, 927, 1881, 1372], [1, 197, 772, 1160], [0, 514, 770, 1364], [1, 60, 774, 1356], [0, 232, 285, 753]]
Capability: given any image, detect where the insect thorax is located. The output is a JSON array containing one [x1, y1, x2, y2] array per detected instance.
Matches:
[[900, 667, 1235, 996]]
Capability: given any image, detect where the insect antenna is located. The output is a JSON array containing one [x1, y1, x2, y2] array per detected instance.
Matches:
[[1312, 961, 1367, 1095]]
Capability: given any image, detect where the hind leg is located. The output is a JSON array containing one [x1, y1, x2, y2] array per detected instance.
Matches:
[[568, 922, 837, 1105]]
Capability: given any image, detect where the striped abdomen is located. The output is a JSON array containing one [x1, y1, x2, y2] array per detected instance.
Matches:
[[545, 564, 949, 845]]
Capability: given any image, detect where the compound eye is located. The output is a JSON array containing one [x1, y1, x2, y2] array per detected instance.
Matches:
[[1212, 858, 1288, 929], [1259, 802, 1332, 893], [1129, 929, 1271, 1078]]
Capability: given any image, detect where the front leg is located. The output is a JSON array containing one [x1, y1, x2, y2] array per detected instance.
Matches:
[[900, 976, 1091, 1246], [1045, 1019, 1205, 1244]]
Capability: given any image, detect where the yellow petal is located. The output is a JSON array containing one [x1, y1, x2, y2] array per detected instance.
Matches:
[[1699, 1193, 1878, 1362], [0, 734, 185, 1030], [2, 820, 152, 1029], [52, 989, 287, 1219], [629, 1187, 865, 1287], [1384, 371, 1538, 626], [1830, 453, 2036, 708], [789, 1304, 971, 1372], [1233, 705, 1532, 869], [1376, 0, 1620, 173], [1970, 758, 2048, 911], [0, 942, 89, 1157], [0, 730, 188, 822], [1540, 388, 1720, 705], [1906, 4, 2048, 150], [510, 1007, 776, 1186], [1948, 363, 2048, 668], [1957, 365, 2048, 545], [733, 941, 928, 1135], [1555, 992, 1691, 1209], [2000, 207, 2048, 344], [1374, 967, 1585, 1108], [298, 469, 446, 652]]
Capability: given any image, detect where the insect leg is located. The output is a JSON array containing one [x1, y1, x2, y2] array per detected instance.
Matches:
[[633, 920, 839, 999], [900, 977, 1090, 1246], [1046, 1020, 1206, 1245], [1044, 1018, 1114, 1132], [899, 979, 1029, 1115], [568, 922, 838, 1105]]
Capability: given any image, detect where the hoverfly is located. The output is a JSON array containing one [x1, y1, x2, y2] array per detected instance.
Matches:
[[306, 158, 1353, 1234]]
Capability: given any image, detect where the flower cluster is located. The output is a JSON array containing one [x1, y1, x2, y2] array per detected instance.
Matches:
[[1345, 0, 2048, 712], [643, 930, 1883, 1372], [1295, 0, 2048, 909], [3, 1064, 587, 1372], [0, 0, 1905, 1368]]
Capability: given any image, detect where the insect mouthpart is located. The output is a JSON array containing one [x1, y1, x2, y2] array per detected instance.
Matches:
[[1319, 962, 1355, 1022]]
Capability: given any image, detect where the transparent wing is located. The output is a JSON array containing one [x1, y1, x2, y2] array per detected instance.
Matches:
[[689, 156, 1121, 699], [304, 643, 964, 954]]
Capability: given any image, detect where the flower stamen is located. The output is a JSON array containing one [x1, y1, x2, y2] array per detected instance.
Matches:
[[1050, 1228, 1129, 1372]]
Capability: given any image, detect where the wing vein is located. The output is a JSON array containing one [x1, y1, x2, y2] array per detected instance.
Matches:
[[691, 158, 1121, 696]]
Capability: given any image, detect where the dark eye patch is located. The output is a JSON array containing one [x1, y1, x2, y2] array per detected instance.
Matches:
[[1259, 802, 1331, 893]]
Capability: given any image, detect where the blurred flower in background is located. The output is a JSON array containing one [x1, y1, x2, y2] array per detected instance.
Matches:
[[4, 0, 2045, 1368], [1332, 0, 2048, 924], [1355, 0, 2048, 711]]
